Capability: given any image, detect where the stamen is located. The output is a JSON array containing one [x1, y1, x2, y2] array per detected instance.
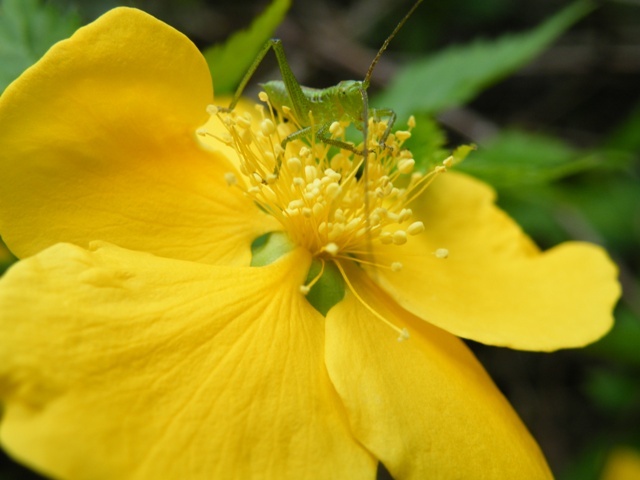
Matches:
[[407, 221, 424, 235], [300, 260, 326, 295], [209, 105, 455, 322], [334, 260, 410, 342]]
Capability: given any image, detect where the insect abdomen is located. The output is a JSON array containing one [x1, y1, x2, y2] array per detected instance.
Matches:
[[261, 81, 343, 126]]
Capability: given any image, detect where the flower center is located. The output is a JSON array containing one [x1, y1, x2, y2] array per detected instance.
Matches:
[[199, 95, 451, 275]]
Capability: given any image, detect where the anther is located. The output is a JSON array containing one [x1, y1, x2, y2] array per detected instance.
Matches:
[[224, 172, 237, 186], [312, 203, 324, 217], [299, 147, 311, 158], [395, 130, 411, 141], [386, 212, 400, 223], [391, 262, 403, 272], [287, 157, 302, 173], [392, 231, 407, 245], [324, 243, 339, 256], [260, 119, 275, 136], [300, 259, 326, 295], [324, 168, 341, 181], [380, 232, 393, 244], [236, 116, 252, 129], [397, 158, 415, 174], [326, 183, 342, 198], [250, 172, 263, 185], [328, 224, 345, 241], [206, 104, 218, 115], [305, 165, 318, 181], [258, 91, 269, 102], [397, 328, 410, 342], [407, 115, 416, 129], [443, 156, 453, 168], [434, 248, 449, 259], [399, 208, 413, 222], [407, 221, 425, 235], [265, 174, 278, 184], [329, 121, 343, 136], [288, 199, 304, 210]]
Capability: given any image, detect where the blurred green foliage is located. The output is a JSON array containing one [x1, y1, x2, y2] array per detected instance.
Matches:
[[1, 0, 639, 479], [0, 0, 80, 91], [202, 0, 290, 95], [376, 0, 595, 119]]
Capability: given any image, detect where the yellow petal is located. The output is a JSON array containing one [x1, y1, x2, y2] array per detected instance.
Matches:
[[325, 265, 552, 479], [601, 447, 640, 480], [373, 172, 620, 351], [0, 8, 277, 265], [0, 243, 374, 479]]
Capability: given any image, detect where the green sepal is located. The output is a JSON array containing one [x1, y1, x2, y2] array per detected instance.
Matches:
[[304, 260, 345, 316], [250, 232, 346, 316], [250, 231, 294, 266]]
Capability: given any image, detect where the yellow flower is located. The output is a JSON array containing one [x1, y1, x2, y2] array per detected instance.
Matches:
[[0, 7, 619, 480], [601, 447, 640, 480]]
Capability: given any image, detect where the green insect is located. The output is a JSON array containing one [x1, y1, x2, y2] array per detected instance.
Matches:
[[222, 0, 423, 156]]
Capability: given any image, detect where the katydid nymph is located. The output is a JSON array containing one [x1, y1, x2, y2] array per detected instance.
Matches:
[[222, 0, 423, 158]]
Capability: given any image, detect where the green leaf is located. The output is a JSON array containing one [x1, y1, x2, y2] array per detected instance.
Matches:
[[587, 307, 640, 368], [0, 0, 80, 93], [375, 0, 594, 118], [561, 175, 640, 252], [458, 129, 620, 188], [402, 113, 448, 172], [603, 101, 640, 153], [584, 366, 640, 413], [203, 0, 291, 96]]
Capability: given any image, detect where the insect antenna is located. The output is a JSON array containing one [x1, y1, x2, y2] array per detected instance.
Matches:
[[358, 84, 377, 278], [362, 0, 424, 89]]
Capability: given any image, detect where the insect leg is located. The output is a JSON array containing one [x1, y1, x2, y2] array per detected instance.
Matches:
[[222, 39, 311, 126], [370, 108, 397, 148], [281, 124, 362, 156]]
